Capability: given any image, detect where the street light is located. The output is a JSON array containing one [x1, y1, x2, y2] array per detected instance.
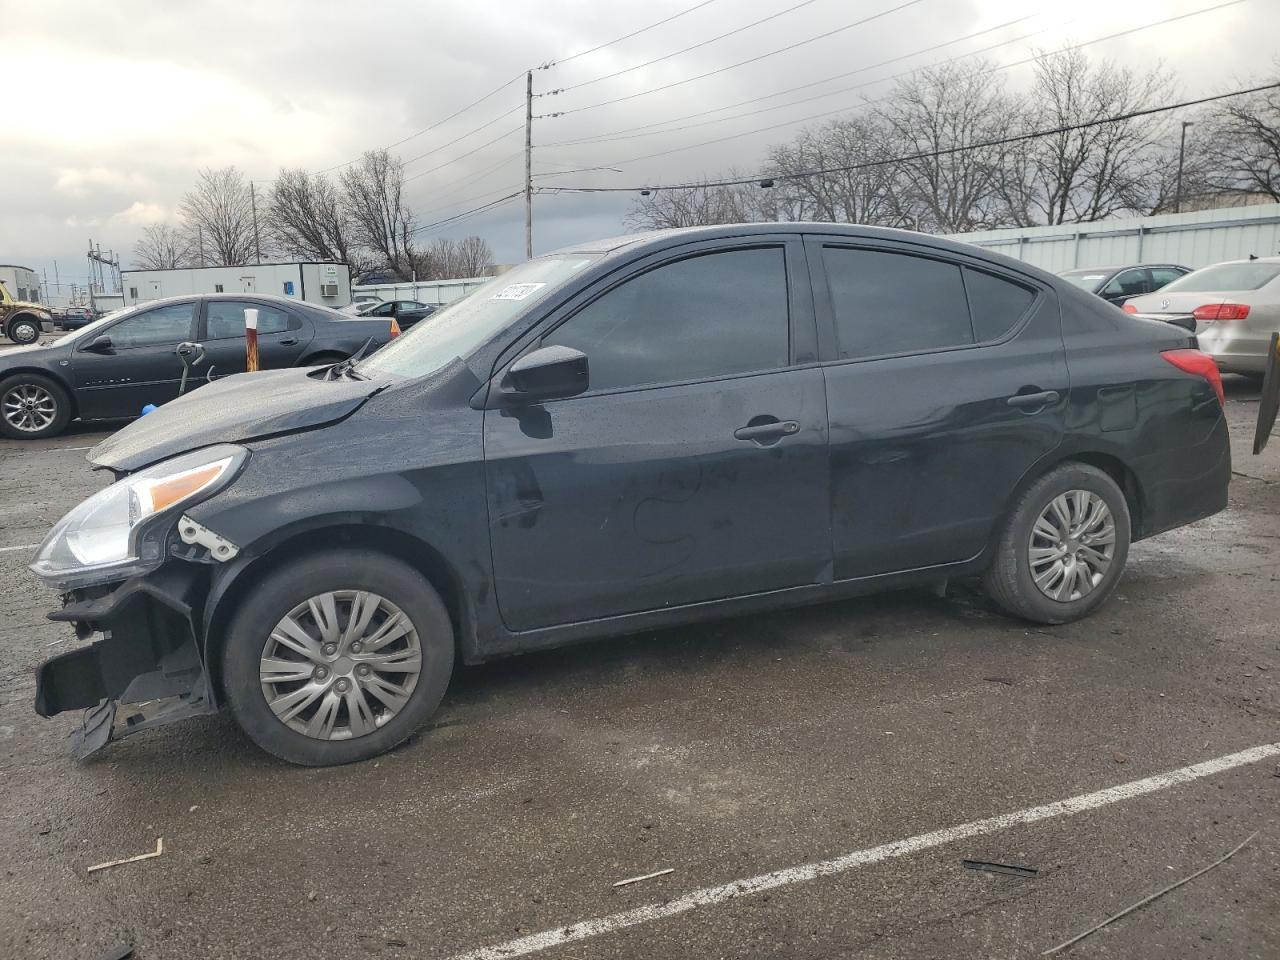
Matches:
[[1175, 120, 1194, 214]]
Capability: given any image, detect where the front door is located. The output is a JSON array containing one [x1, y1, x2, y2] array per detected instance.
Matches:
[[72, 300, 198, 419], [483, 241, 830, 632], [807, 237, 1068, 580], [196, 299, 311, 381]]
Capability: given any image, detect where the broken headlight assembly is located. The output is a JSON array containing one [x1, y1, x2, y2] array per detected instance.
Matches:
[[30, 444, 248, 590]]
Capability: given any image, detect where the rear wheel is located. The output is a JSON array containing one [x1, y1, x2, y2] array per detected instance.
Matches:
[[221, 550, 455, 765], [6, 316, 41, 345], [0, 373, 72, 439], [984, 463, 1131, 624]]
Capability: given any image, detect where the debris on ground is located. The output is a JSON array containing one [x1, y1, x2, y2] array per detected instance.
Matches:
[[1042, 832, 1257, 955], [962, 859, 1039, 878], [983, 676, 1016, 686], [87, 838, 164, 874], [612, 867, 674, 888]]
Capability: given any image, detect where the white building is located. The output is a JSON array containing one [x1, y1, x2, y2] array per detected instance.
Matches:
[[120, 262, 352, 308], [0, 264, 41, 302]]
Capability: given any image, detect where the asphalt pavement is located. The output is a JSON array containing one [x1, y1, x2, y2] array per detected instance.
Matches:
[[1, 378, 1277, 960]]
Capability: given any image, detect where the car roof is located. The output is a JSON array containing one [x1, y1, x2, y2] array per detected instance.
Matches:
[[1064, 264, 1187, 274], [1198, 255, 1280, 265]]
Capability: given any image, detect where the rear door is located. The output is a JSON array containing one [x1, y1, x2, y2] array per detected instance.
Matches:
[[483, 238, 831, 631], [197, 299, 311, 380], [71, 300, 197, 419], [807, 236, 1068, 579]]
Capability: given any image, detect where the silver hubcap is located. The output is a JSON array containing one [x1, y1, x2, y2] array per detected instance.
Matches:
[[2, 384, 57, 432], [259, 591, 422, 741], [11, 322, 37, 343], [1029, 490, 1116, 602]]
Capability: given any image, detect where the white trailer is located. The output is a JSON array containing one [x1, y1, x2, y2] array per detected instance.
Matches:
[[121, 262, 352, 308]]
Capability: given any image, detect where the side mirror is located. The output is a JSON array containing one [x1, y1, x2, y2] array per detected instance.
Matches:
[[83, 335, 114, 354], [503, 345, 589, 403]]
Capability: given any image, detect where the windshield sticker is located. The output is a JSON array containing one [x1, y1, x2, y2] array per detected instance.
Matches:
[[1083, 275, 1105, 281], [491, 282, 547, 301]]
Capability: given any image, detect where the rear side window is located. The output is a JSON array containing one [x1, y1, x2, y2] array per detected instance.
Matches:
[[544, 247, 789, 392], [206, 301, 293, 338], [822, 247, 971, 359], [963, 268, 1036, 342], [1150, 267, 1185, 287]]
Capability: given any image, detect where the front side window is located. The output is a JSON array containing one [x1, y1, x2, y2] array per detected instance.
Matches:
[[104, 302, 194, 348], [205, 301, 292, 339], [1102, 270, 1149, 297], [823, 247, 972, 359], [543, 247, 790, 393]]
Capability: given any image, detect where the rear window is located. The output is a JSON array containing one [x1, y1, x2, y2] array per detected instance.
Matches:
[[1059, 270, 1109, 293], [1162, 262, 1280, 292]]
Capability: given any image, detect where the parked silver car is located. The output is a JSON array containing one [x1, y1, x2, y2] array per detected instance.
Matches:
[[1125, 257, 1280, 375]]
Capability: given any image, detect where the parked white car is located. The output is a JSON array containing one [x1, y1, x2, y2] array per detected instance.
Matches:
[[1125, 257, 1280, 376]]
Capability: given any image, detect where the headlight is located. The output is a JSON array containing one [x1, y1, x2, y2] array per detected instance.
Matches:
[[30, 444, 247, 590]]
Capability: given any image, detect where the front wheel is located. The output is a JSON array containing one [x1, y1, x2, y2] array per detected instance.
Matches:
[[0, 373, 72, 439], [984, 463, 1131, 624], [6, 316, 41, 345], [220, 550, 455, 765]]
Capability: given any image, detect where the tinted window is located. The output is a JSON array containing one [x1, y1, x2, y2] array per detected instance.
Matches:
[[544, 247, 789, 392], [1163, 262, 1280, 292], [106, 302, 194, 348], [206, 301, 292, 338], [1102, 269, 1148, 297], [1150, 267, 1185, 287], [963, 268, 1036, 341], [1059, 270, 1109, 293], [369, 302, 394, 317], [823, 247, 971, 359]]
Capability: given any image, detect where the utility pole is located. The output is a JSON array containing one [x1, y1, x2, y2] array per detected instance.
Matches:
[[524, 69, 533, 260], [197, 225, 205, 267], [1175, 120, 1193, 214], [250, 182, 263, 264]]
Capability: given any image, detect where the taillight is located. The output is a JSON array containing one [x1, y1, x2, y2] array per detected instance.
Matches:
[[1122, 304, 1138, 314], [1161, 348, 1224, 406], [1192, 303, 1250, 321], [389, 319, 401, 338]]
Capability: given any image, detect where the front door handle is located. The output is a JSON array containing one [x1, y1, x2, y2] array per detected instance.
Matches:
[[734, 420, 800, 444], [1006, 390, 1060, 410]]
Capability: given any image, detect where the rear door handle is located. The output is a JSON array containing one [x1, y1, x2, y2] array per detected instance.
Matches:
[[734, 420, 800, 443], [278, 337, 299, 346], [1006, 390, 1060, 409]]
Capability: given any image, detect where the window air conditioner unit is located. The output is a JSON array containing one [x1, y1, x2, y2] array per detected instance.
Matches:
[[320, 282, 339, 297]]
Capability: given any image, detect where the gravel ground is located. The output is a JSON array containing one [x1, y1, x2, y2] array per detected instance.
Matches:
[[0, 376, 1276, 960]]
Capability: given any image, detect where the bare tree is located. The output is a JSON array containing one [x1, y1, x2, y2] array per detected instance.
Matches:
[[1203, 70, 1280, 200], [1000, 49, 1171, 225], [454, 235, 494, 276], [178, 166, 257, 266], [132, 223, 189, 270], [873, 60, 1013, 232], [625, 171, 771, 229], [341, 150, 415, 279], [765, 115, 910, 225], [267, 168, 358, 263]]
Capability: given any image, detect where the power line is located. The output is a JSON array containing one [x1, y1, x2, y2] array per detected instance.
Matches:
[[540, 13, 1045, 149], [406, 150, 524, 204], [415, 182, 526, 220], [536, 0, 1249, 177], [410, 191, 525, 236], [402, 125, 524, 184], [538, 0, 927, 118], [400, 103, 524, 168], [540, 82, 1280, 194], [541, 0, 725, 68], [550, 0, 824, 93], [317, 71, 527, 175]]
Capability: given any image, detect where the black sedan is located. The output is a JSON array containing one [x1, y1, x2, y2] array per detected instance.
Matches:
[[1059, 263, 1190, 305], [0, 293, 396, 439], [30, 224, 1229, 765], [359, 298, 437, 329]]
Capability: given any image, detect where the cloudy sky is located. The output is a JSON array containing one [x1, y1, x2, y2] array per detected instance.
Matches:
[[2, 0, 1268, 296]]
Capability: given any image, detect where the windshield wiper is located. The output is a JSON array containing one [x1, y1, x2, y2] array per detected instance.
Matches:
[[327, 338, 375, 380]]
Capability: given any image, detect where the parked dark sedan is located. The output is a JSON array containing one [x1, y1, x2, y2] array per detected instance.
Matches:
[[359, 298, 437, 329], [0, 294, 396, 439], [1059, 263, 1190, 305], [30, 224, 1230, 766]]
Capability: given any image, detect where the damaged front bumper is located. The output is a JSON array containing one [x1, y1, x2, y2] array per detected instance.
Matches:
[[34, 563, 217, 759]]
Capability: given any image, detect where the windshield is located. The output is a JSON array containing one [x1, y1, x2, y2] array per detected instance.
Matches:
[[1059, 269, 1110, 293], [357, 256, 598, 379], [1161, 261, 1280, 293], [58, 306, 136, 342]]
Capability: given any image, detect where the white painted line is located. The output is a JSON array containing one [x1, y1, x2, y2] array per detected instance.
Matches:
[[0, 543, 38, 553], [451, 742, 1280, 960], [58, 445, 94, 451]]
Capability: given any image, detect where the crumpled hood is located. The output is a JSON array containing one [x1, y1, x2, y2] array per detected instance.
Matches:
[[90, 367, 384, 472]]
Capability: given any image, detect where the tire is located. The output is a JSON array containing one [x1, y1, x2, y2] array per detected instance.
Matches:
[[220, 549, 455, 766], [983, 463, 1131, 625], [0, 373, 72, 439], [6, 316, 41, 345]]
